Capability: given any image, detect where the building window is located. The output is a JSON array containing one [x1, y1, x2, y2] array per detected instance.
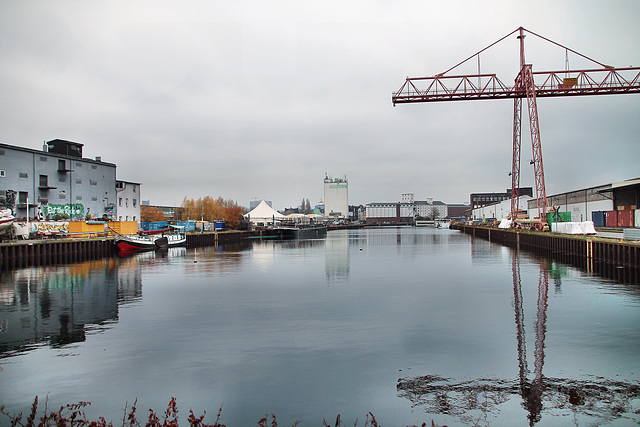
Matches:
[[116, 182, 124, 189], [119, 198, 122, 207], [92, 196, 98, 201], [126, 198, 129, 207], [89, 180, 97, 186], [40, 156, 47, 162], [39, 175, 48, 187], [133, 216, 136, 221], [19, 172, 28, 179], [75, 162, 82, 167], [76, 195, 82, 201], [133, 186, 136, 193], [133, 198, 137, 207], [58, 159, 66, 171], [0, 170, 5, 177], [18, 191, 28, 204], [76, 179, 82, 184], [91, 165, 97, 170]]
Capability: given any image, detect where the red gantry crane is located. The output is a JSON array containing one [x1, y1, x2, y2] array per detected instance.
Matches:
[[393, 27, 640, 228]]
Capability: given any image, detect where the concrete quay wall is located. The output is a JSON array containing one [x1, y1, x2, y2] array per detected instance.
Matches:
[[452, 223, 640, 284], [0, 238, 115, 271], [0, 231, 260, 270]]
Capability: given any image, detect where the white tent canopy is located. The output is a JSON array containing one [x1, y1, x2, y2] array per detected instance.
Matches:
[[284, 213, 323, 225], [245, 200, 284, 226]]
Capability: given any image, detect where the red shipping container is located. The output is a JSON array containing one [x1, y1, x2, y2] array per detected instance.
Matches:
[[617, 210, 633, 227], [605, 210, 618, 227]]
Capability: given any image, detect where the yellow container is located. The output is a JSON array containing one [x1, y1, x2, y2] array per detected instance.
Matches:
[[110, 221, 138, 236], [69, 221, 108, 238], [68, 221, 138, 237]]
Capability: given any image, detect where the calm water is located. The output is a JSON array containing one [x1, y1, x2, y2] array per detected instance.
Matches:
[[1, 228, 639, 426]]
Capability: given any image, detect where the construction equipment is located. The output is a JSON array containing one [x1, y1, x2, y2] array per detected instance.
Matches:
[[393, 27, 640, 228]]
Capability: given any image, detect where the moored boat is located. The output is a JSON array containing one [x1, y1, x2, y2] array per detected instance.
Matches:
[[114, 227, 186, 252], [0, 208, 15, 232], [278, 225, 327, 240], [435, 219, 451, 229]]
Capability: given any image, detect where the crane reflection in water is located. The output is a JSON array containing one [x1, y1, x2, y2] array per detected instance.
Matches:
[[397, 251, 640, 426]]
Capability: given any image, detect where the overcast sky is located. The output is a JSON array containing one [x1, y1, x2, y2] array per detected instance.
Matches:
[[1, 1, 638, 210]]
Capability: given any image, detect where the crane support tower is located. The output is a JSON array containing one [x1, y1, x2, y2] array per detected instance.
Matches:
[[393, 26, 640, 228]]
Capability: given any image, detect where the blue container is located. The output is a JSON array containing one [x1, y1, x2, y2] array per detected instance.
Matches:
[[176, 220, 196, 231], [141, 221, 168, 231], [592, 211, 605, 227]]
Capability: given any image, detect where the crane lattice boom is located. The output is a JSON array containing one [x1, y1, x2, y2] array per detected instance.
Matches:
[[393, 27, 640, 227], [392, 67, 640, 104]]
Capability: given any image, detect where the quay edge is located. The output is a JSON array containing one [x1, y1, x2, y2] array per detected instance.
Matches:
[[452, 223, 640, 283], [0, 231, 258, 270]]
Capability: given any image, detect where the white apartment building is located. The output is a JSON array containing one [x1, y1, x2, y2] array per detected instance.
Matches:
[[116, 180, 141, 222]]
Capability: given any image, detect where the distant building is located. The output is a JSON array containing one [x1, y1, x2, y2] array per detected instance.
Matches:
[[470, 188, 532, 209], [528, 178, 639, 224], [324, 174, 348, 218], [349, 205, 365, 222], [471, 196, 532, 221], [145, 205, 177, 220], [365, 193, 447, 224], [0, 140, 117, 220], [446, 203, 470, 219], [116, 180, 141, 222], [468, 178, 640, 226], [365, 202, 413, 224], [401, 193, 414, 204]]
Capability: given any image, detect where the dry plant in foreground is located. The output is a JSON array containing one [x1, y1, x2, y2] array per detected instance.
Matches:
[[1, 396, 442, 427]]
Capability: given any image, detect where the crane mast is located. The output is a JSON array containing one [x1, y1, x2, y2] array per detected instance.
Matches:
[[393, 27, 640, 226]]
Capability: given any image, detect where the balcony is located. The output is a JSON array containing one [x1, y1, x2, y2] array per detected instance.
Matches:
[[16, 202, 40, 209]]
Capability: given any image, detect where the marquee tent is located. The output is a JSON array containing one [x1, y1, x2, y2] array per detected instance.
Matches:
[[245, 200, 284, 226], [284, 213, 323, 225]]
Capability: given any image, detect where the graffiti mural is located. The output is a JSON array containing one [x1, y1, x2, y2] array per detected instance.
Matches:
[[44, 203, 85, 218], [33, 221, 69, 234], [104, 203, 116, 220]]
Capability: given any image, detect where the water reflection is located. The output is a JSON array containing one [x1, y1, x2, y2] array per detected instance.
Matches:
[[323, 227, 467, 284], [0, 248, 182, 356], [326, 231, 349, 282], [397, 248, 640, 425]]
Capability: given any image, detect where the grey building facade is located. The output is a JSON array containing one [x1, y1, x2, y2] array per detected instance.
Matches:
[[0, 140, 116, 220]]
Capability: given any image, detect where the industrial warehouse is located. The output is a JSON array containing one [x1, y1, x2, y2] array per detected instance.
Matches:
[[470, 178, 640, 228]]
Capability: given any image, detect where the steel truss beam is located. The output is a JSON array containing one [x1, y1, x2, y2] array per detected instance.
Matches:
[[392, 67, 640, 104]]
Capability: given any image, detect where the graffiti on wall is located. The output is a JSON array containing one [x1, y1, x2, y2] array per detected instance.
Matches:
[[104, 203, 115, 220], [33, 221, 69, 234], [44, 203, 85, 218]]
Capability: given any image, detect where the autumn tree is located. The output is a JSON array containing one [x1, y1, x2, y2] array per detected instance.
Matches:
[[218, 198, 244, 228], [180, 196, 245, 228], [141, 205, 166, 222]]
